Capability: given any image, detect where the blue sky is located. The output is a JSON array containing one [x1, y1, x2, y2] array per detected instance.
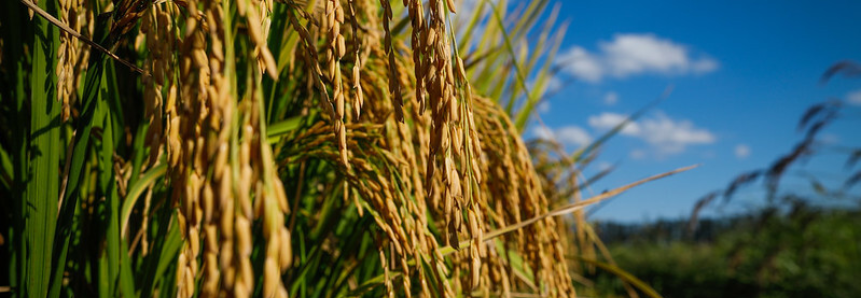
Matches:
[[475, 1, 861, 222]]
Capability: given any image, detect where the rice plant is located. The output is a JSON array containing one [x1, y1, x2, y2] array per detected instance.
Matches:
[[0, 0, 692, 297]]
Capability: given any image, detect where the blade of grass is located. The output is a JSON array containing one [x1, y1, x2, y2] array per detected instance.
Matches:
[[471, 0, 507, 85], [493, 239, 537, 289], [570, 255, 663, 298], [514, 22, 567, 130], [119, 232, 137, 297], [521, 3, 559, 77], [62, 20, 111, 209], [483, 0, 533, 117], [0, 146, 12, 189], [139, 207, 182, 298], [456, 0, 488, 54], [121, 164, 167, 239], [348, 271, 403, 296], [99, 250, 110, 298], [127, 122, 150, 188], [507, 1, 556, 110], [267, 116, 304, 143], [508, 0, 549, 43], [50, 12, 113, 298], [47, 182, 79, 298], [27, 0, 61, 296], [94, 71, 122, 296]]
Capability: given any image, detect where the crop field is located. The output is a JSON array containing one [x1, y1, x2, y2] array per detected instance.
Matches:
[[3, 1, 858, 298]]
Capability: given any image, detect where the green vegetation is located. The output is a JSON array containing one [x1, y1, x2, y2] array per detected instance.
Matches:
[[591, 207, 861, 298]]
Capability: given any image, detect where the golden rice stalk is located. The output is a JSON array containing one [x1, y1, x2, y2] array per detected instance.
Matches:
[[395, 1, 487, 286], [160, 0, 293, 297], [418, 0, 466, 255], [140, 3, 174, 167], [116, 0, 581, 296], [322, 0, 349, 167], [200, 4, 231, 297], [56, 0, 89, 122], [471, 95, 577, 297], [110, 0, 150, 40], [403, 0, 427, 113], [346, 0, 364, 118], [171, 1, 209, 296], [379, 0, 404, 122], [285, 2, 350, 169], [247, 0, 278, 78], [240, 3, 293, 294]]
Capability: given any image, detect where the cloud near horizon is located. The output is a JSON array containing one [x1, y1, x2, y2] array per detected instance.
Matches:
[[533, 125, 593, 148], [588, 111, 716, 155], [556, 33, 719, 83]]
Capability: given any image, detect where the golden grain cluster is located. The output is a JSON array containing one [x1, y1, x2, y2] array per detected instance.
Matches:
[[56, 0, 91, 122], [160, 1, 292, 297], [38, 0, 578, 296]]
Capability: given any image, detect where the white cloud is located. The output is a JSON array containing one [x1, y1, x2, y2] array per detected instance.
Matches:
[[603, 91, 619, 105], [734, 144, 751, 159], [533, 126, 555, 140], [545, 76, 563, 92], [629, 149, 647, 160], [557, 46, 604, 83], [556, 126, 593, 147], [532, 125, 593, 148], [588, 111, 716, 155], [536, 101, 551, 114], [556, 33, 719, 83], [691, 59, 720, 73], [847, 89, 861, 105], [588, 112, 641, 135], [637, 113, 716, 154]]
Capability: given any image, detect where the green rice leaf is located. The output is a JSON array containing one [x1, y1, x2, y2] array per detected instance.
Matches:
[[121, 164, 167, 239], [27, 0, 61, 296]]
